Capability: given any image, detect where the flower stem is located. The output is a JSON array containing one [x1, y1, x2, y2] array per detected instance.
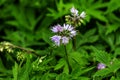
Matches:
[[64, 45, 71, 73], [72, 37, 76, 51]]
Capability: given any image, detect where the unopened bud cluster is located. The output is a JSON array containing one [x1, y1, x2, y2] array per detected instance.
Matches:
[[17, 52, 25, 61], [65, 7, 86, 27], [0, 41, 14, 53]]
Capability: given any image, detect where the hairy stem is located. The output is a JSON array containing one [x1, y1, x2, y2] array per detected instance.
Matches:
[[1, 42, 41, 56]]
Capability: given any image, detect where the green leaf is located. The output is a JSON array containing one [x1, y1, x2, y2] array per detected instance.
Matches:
[[69, 52, 88, 66], [54, 58, 66, 70], [106, 0, 120, 13], [93, 68, 111, 77], [115, 33, 120, 45], [0, 58, 6, 72], [108, 59, 120, 73], [12, 62, 18, 80], [91, 46, 111, 65], [63, 63, 69, 74], [77, 77, 90, 80], [47, 0, 73, 20], [71, 66, 94, 77], [110, 76, 116, 80], [87, 9, 108, 22], [106, 24, 119, 35], [105, 34, 115, 51], [42, 28, 52, 45], [84, 28, 96, 37], [19, 56, 32, 80], [56, 73, 69, 80], [114, 47, 120, 57], [41, 73, 49, 80]]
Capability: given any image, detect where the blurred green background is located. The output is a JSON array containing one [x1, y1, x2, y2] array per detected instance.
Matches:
[[0, 0, 120, 79]]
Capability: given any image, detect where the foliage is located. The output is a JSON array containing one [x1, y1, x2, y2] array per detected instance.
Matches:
[[0, 0, 120, 80]]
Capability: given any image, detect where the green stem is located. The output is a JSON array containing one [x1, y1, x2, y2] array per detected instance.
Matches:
[[72, 37, 76, 51], [19, 59, 24, 68], [64, 45, 71, 73]]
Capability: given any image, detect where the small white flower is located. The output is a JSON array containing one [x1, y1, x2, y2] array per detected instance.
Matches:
[[80, 11, 86, 18], [70, 30, 76, 37], [70, 7, 78, 16], [63, 24, 73, 31], [0, 47, 3, 52]]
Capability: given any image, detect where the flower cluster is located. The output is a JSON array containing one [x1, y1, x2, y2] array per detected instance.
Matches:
[[97, 63, 106, 70], [51, 24, 76, 46], [0, 41, 14, 53], [65, 7, 86, 27]]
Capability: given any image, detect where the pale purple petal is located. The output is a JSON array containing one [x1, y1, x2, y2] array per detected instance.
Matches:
[[51, 24, 63, 33], [63, 24, 73, 31], [80, 11, 86, 18], [97, 63, 106, 70], [62, 36, 69, 44], [51, 35, 61, 46]]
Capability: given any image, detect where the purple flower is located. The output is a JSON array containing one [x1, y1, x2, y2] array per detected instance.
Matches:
[[51, 24, 77, 46], [70, 7, 78, 16], [97, 63, 106, 70], [51, 35, 61, 46], [80, 11, 86, 18], [62, 36, 69, 44], [51, 24, 63, 33]]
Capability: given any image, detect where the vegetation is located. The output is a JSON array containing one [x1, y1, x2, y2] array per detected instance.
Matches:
[[0, 0, 120, 80]]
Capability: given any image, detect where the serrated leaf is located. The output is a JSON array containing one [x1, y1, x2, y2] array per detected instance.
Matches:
[[93, 68, 111, 77], [69, 52, 87, 66], [109, 59, 120, 73], [91, 46, 111, 65]]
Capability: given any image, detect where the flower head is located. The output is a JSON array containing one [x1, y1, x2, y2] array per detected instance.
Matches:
[[51, 35, 61, 46], [97, 63, 106, 70], [70, 7, 78, 16], [51, 24, 63, 33], [51, 24, 77, 46], [80, 11, 86, 18]]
